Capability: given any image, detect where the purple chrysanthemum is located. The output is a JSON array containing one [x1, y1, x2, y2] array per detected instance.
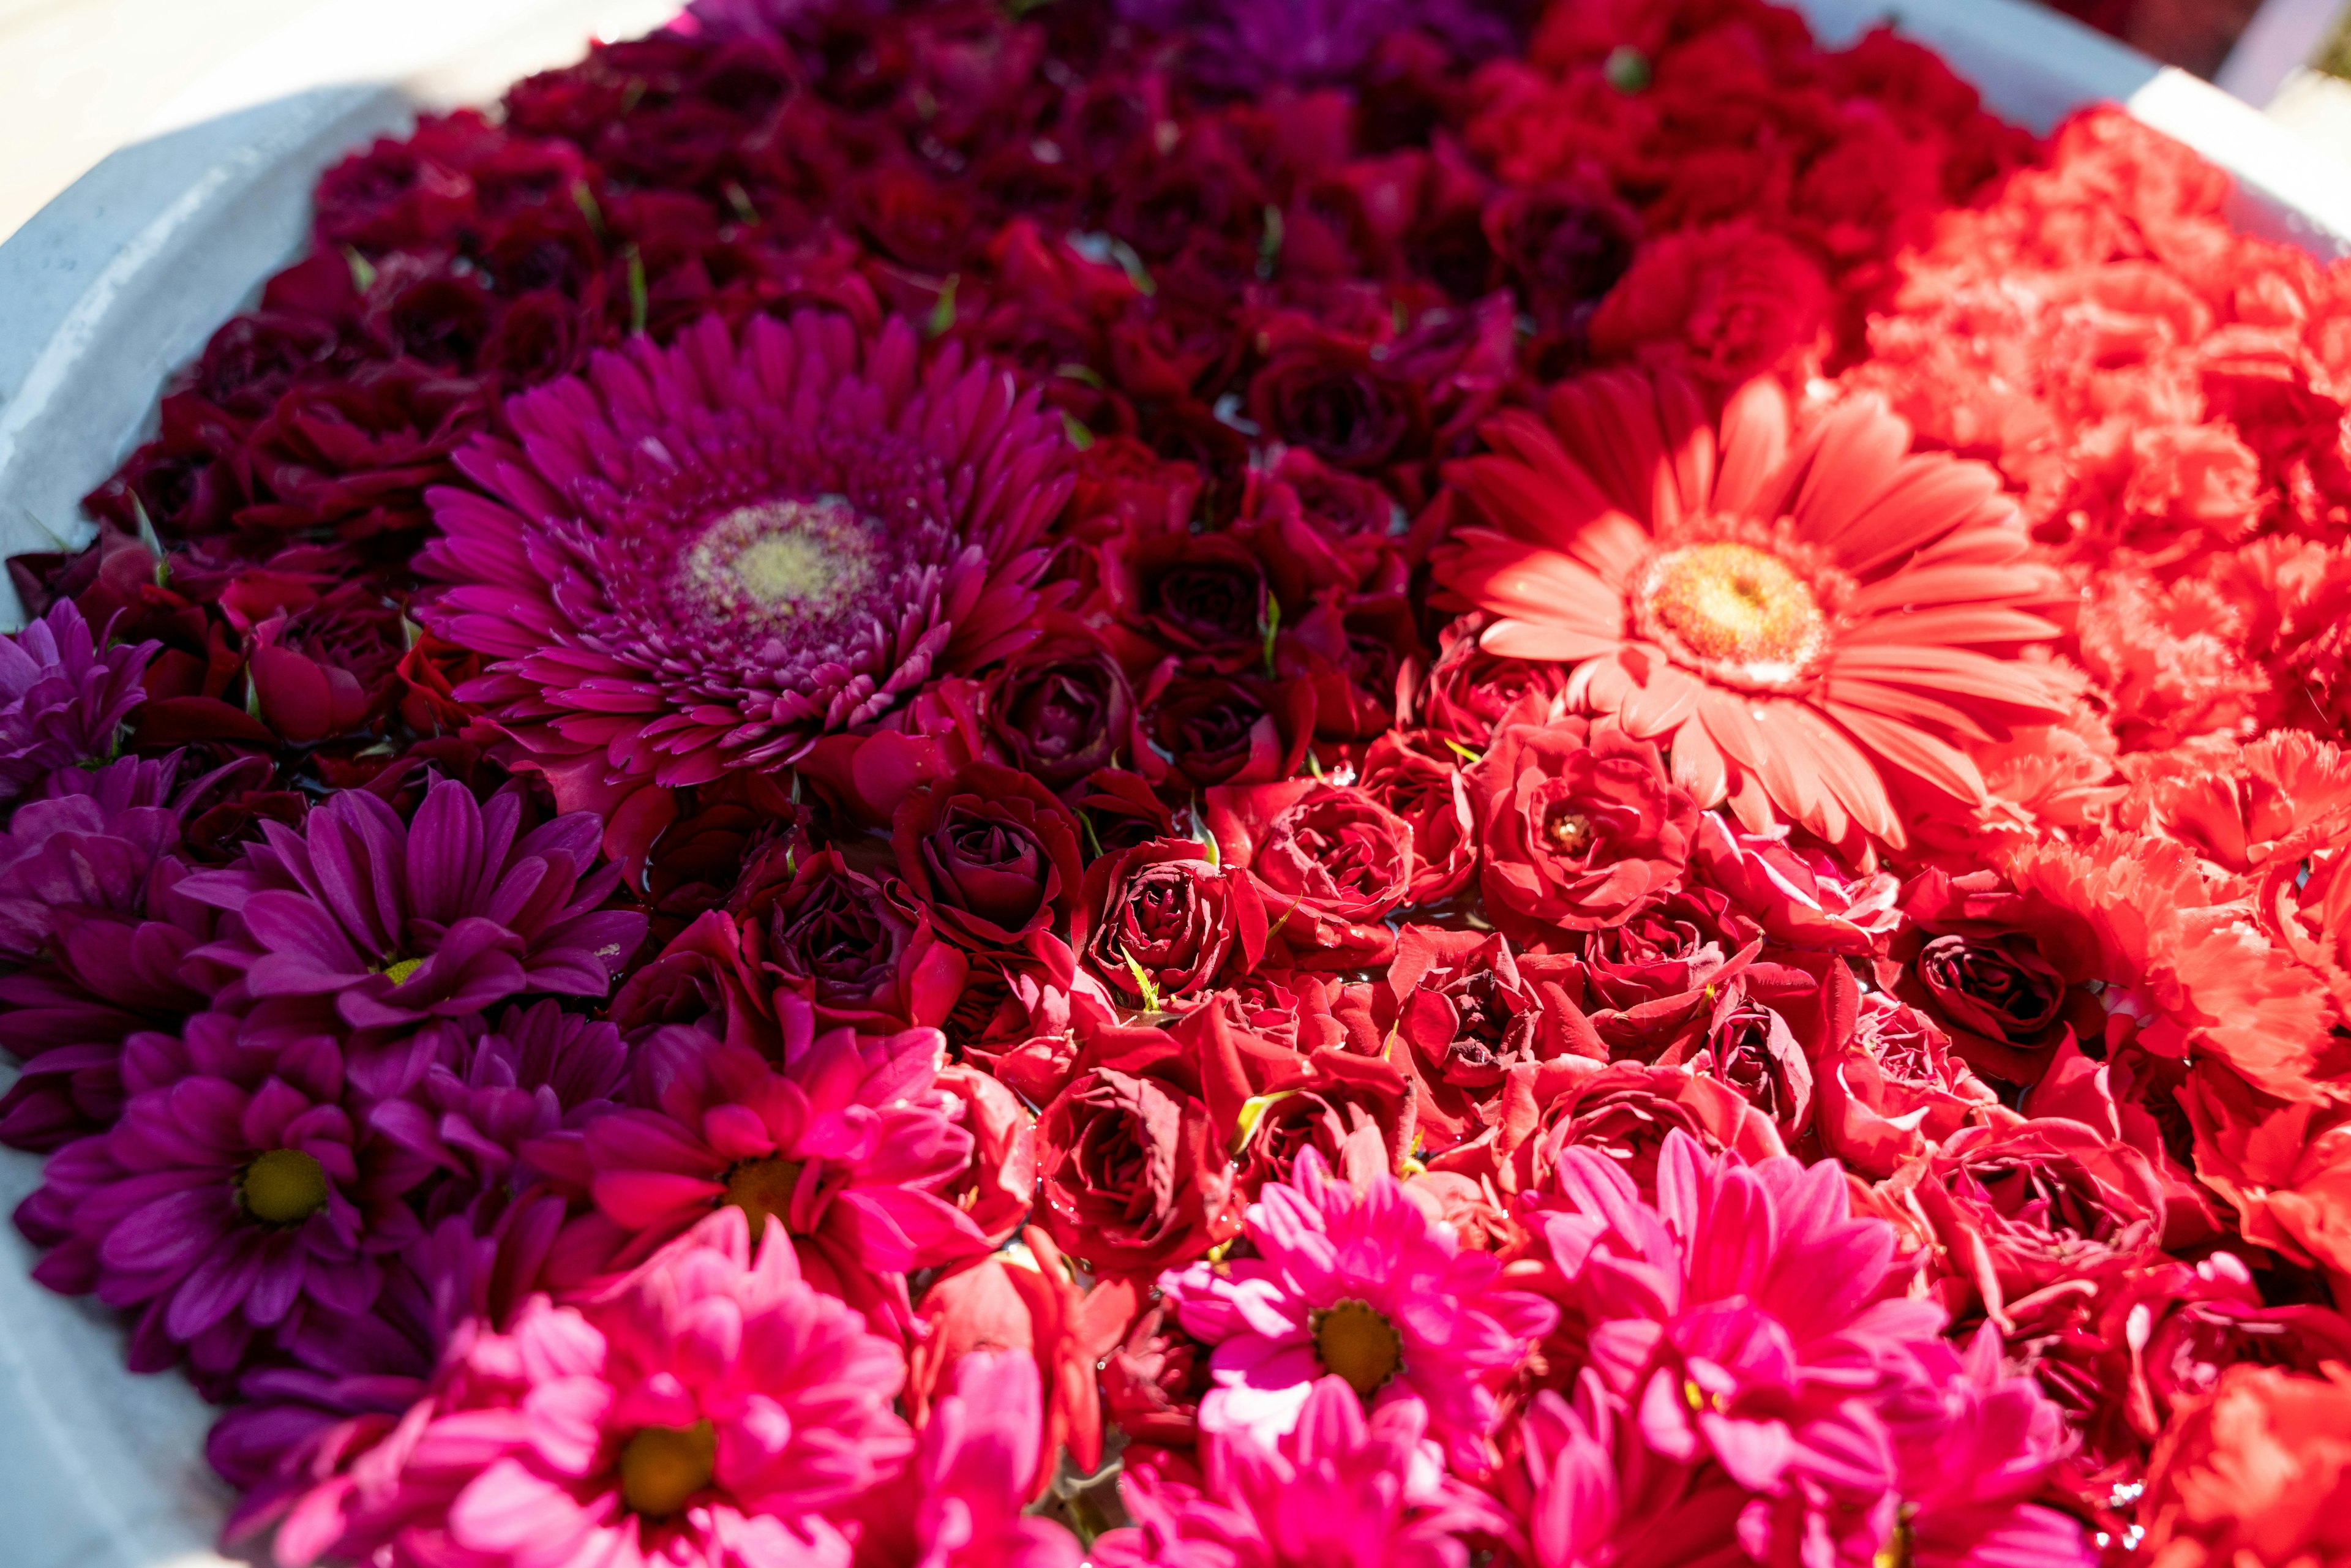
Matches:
[[367, 999, 628, 1223], [0, 599, 157, 803], [417, 311, 1071, 866], [17, 1011, 432, 1387], [181, 776, 645, 1056], [1160, 1148, 1557, 1472], [0, 753, 190, 959]]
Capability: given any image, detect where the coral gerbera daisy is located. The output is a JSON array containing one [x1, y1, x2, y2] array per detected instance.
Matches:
[[418, 310, 1073, 869], [1430, 367, 2069, 849]]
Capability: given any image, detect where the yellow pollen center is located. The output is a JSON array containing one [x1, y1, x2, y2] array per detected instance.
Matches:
[[1636, 541, 1826, 688], [380, 956, 424, 986], [1546, 809, 1594, 854], [1311, 1298, 1404, 1397], [675, 497, 877, 629], [721, 1155, 804, 1237], [241, 1149, 330, 1225], [619, 1420, 715, 1517]]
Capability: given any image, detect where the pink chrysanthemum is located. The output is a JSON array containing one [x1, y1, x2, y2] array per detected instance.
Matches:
[[181, 778, 644, 1087], [1160, 1147, 1556, 1470], [1094, 1375, 1504, 1568], [1430, 369, 2068, 850], [276, 1209, 914, 1568], [536, 1003, 990, 1326], [1521, 1130, 2092, 1567], [418, 310, 1071, 866]]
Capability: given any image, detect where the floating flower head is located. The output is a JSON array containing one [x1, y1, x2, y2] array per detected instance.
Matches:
[[1160, 1147, 1556, 1471], [275, 1208, 915, 1568], [0, 599, 156, 803], [1431, 369, 2068, 850], [181, 777, 645, 1082], [419, 311, 1072, 868]]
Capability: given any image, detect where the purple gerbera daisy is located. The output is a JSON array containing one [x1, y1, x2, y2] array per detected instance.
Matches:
[[1159, 1147, 1556, 1472], [181, 777, 645, 1088], [416, 310, 1072, 868], [0, 599, 157, 803]]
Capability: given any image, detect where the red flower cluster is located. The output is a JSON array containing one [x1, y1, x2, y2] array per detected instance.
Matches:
[[2, 0, 2349, 1565]]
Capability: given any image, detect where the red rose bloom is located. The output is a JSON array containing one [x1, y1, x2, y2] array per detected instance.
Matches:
[[1205, 778, 1417, 967], [731, 843, 968, 1034], [1383, 925, 1592, 1150], [892, 762, 1086, 951], [1073, 838, 1268, 1015], [1816, 989, 1997, 1179], [1586, 220, 1831, 388], [1034, 1060, 1243, 1278], [1359, 730, 1478, 906], [1471, 715, 1698, 940]]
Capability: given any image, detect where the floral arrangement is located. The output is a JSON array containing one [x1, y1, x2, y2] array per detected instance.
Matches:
[[6, 0, 2351, 1564]]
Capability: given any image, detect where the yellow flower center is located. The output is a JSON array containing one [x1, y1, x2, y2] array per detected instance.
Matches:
[[1311, 1298, 1403, 1397], [675, 497, 878, 629], [1634, 541, 1827, 691], [721, 1155, 804, 1237], [241, 1149, 330, 1225], [380, 956, 425, 986], [619, 1420, 715, 1517]]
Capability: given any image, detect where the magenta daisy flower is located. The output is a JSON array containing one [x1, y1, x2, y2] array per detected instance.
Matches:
[[17, 1010, 433, 1387], [0, 599, 156, 803], [1159, 1147, 1556, 1471], [538, 1002, 991, 1326], [275, 1209, 914, 1568], [182, 776, 645, 1048], [418, 310, 1072, 867], [1094, 1376, 1503, 1568]]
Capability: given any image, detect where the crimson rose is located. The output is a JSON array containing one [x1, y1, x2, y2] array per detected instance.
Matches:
[[1472, 715, 1699, 940], [893, 762, 1085, 951]]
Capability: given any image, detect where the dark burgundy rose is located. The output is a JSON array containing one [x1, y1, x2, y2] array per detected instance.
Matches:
[[477, 288, 596, 386], [1236, 451, 1406, 611], [984, 629, 1139, 791], [1245, 321, 1427, 472], [1142, 665, 1313, 792], [1886, 868, 2106, 1089], [731, 843, 966, 1033], [1129, 532, 1269, 655], [1073, 768, 1180, 858], [844, 164, 984, 272], [1205, 779, 1415, 967], [893, 762, 1085, 951], [1035, 1063, 1243, 1275], [1074, 838, 1267, 1015], [1273, 590, 1417, 742], [1483, 179, 1640, 334], [239, 582, 407, 745], [1472, 715, 1699, 939], [1102, 1300, 1215, 1446], [375, 274, 501, 368], [1359, 729, 1477, 907], [238, 359, 490, 540]]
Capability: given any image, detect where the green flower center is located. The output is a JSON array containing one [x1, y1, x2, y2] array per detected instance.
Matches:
[[241, 1149, 329, 1226]]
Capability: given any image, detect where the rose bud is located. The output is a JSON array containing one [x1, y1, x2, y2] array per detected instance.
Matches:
[[1472, 715, 1699, 941], [733, 843, 967, 1033], [1205, 779, 1416, 967], [893, 760, 1085, 951], [1073, 837, 1268, 1015], [984, 625, 1142, 791]]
